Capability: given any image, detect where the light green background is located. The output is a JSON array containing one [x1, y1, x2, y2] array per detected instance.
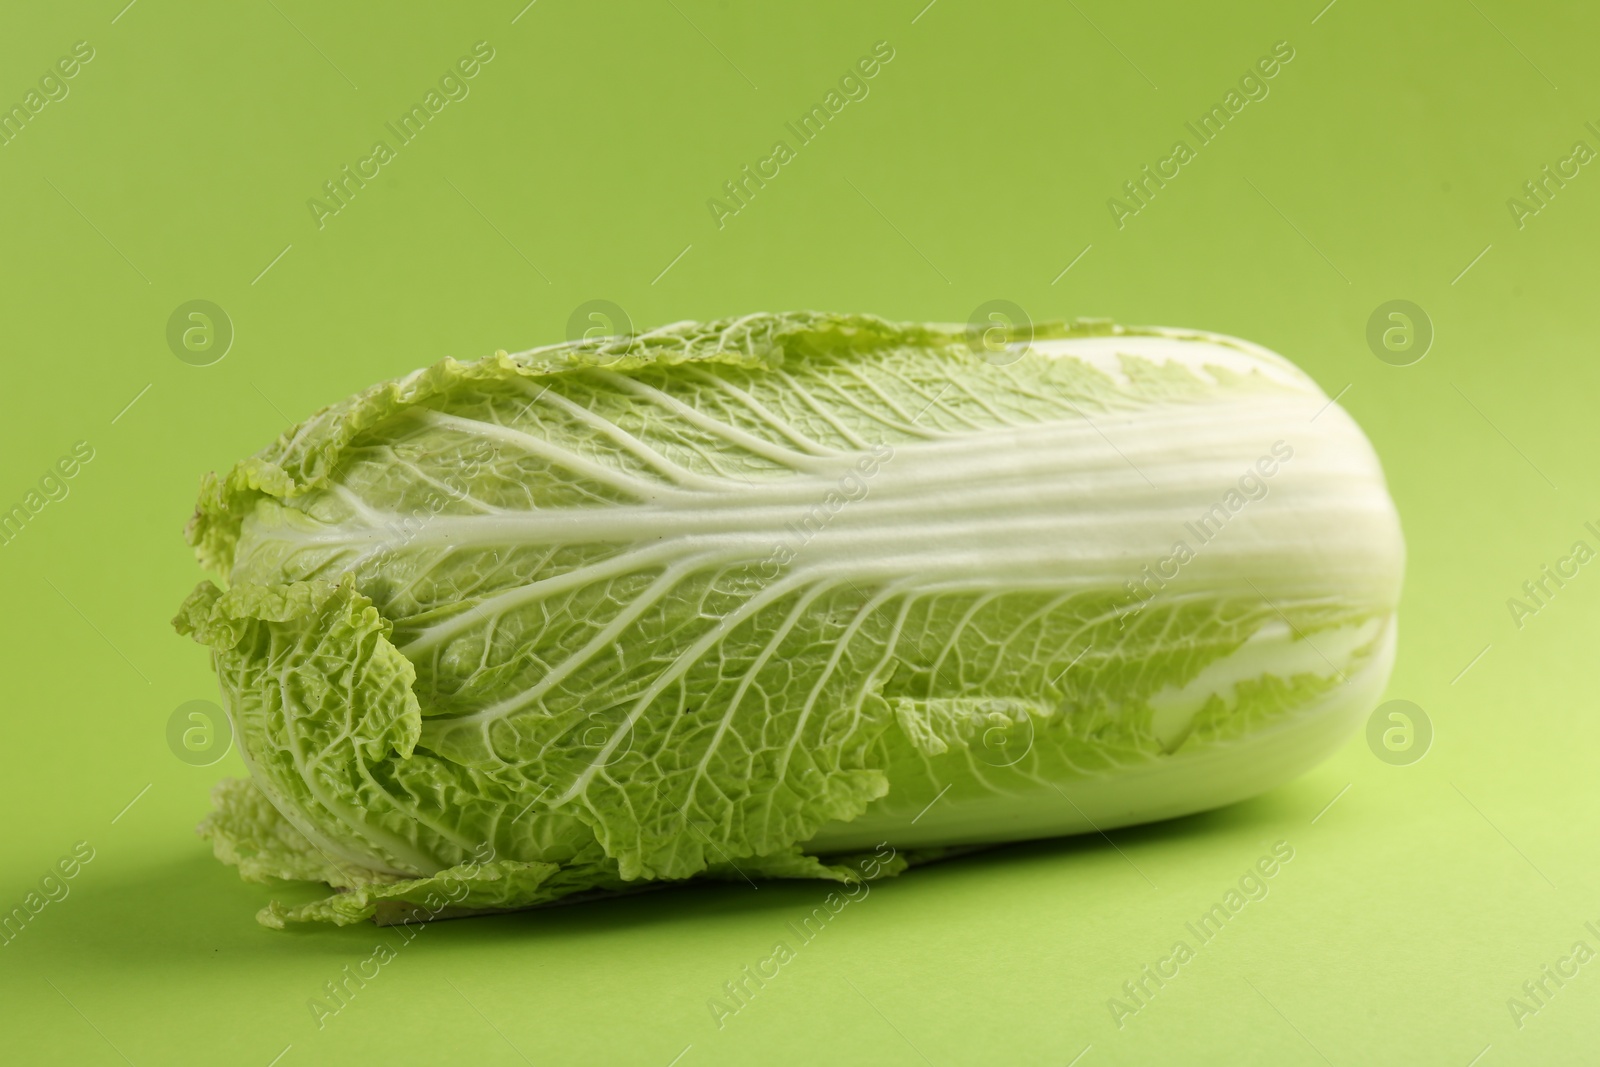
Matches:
[[3, 1, 1596, 1063]]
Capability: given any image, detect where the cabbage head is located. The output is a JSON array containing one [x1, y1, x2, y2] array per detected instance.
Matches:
[[174, 312, 1403, 926]]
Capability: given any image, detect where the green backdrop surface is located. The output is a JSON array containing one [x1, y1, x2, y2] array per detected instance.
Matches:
[[2, 1, 1597, 1064]]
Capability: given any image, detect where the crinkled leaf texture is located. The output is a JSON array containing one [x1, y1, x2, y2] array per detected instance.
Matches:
[[176, 312, 1403, 926]]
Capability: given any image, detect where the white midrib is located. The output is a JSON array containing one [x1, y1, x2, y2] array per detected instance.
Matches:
[[250, 396, 1378, 574]]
